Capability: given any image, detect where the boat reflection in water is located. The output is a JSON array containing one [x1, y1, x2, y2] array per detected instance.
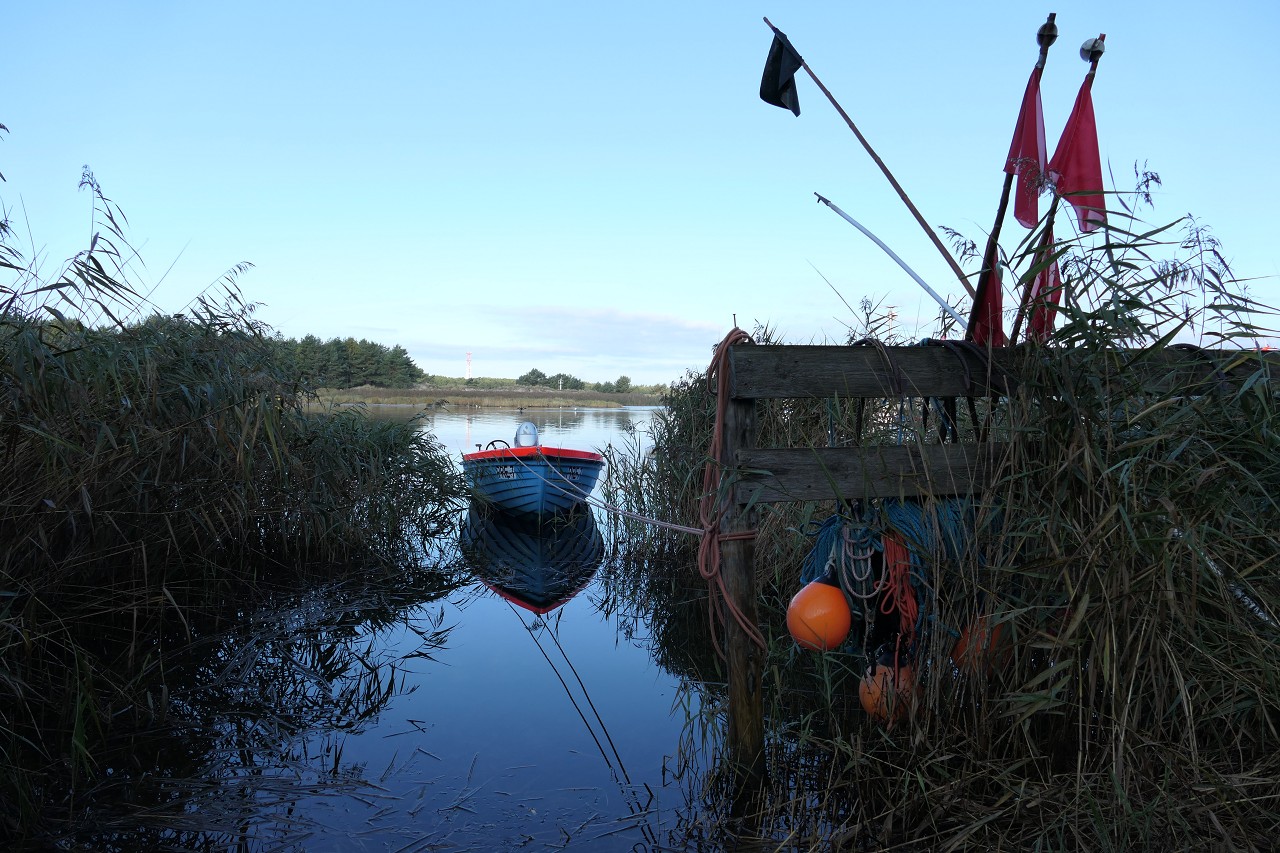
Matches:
[[458, 500, 662, 848], [458, 502, 604, 614]]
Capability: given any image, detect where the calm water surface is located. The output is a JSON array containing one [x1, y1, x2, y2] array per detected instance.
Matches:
[[287, 406, 715, 851]]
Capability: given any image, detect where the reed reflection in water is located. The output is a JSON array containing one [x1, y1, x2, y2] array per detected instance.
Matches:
[[29, 407, 723, 851], [41, 560, 467, 851]]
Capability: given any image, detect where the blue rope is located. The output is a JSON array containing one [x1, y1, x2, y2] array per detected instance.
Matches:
[[799, 513, 878, 600], [881, 498, 975, 636], [800, 498, 978, 638]]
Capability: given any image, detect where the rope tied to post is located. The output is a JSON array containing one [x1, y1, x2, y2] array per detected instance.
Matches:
[[698, 327, 767, 653]]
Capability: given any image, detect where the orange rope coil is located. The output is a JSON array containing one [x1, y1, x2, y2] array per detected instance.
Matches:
[[698, 328, 767, 653]]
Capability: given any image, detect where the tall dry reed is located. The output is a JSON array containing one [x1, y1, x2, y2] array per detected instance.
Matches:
[[0, 170, 468, 842]]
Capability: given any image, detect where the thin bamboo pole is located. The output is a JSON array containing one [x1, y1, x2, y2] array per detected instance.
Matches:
[[815, 193, 968, 330]]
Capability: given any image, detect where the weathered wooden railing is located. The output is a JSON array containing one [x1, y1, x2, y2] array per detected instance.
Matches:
[[716, 342, 1278, 809]]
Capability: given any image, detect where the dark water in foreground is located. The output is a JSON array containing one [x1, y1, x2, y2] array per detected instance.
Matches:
[[233, 407, 717, 851]]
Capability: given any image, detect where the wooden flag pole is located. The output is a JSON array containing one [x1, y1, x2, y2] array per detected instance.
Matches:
[[1009, 33, 1106, 345], [763, 16, 975, 299], [967, 13, 1059, 343], [1008, 195, 1061, 344]]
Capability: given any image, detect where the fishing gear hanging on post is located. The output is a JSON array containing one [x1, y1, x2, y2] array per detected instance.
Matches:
[[782, 342, 989, 728], [790, 494, 976, 726], [794, 500, 975, 644]]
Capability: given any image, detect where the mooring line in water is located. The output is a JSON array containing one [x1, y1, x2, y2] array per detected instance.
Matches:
[[540, 617, 633, 786], [507, 601, 620, 776], [504, 601, 659, 845], [604, 503, 702, 536], [576, 490, 703, 537]]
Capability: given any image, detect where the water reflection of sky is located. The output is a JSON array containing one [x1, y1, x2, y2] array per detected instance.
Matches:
[[291, 407, 704, 851], [421, 405, 662, 458]]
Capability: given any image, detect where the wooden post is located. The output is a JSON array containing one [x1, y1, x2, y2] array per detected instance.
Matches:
[[720, 390, 766, 815]]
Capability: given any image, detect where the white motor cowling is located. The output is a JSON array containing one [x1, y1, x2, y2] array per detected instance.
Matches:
[[514, 421, 540, 447]]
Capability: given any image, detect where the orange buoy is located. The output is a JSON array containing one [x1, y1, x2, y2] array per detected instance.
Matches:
[[786, 579, 851, 651], [952, 615, 1010, 677], [859, 657, 916, 725]]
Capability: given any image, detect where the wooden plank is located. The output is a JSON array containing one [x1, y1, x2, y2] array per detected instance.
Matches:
[[729, 344, 1017, 399], [736, 443, 1003, 503], [1088, 347, 1280, 395], [728, 345, 1280, 401]]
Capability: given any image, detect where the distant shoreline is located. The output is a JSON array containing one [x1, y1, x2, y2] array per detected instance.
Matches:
[[313, 386, 664, 410]]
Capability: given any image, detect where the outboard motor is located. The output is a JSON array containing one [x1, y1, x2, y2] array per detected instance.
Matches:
[[514, 421, 540, 447]]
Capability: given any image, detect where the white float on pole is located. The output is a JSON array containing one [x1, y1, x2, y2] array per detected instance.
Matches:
[[815, 192, 968, 331]]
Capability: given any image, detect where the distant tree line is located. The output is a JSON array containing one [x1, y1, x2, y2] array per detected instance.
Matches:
[[23, 318, 654, 393], [272, 335, 425, 388], [518, 368, 633, 394]]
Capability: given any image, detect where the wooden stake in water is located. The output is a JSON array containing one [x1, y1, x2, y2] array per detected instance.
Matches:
[[720, 385, 766, 816]]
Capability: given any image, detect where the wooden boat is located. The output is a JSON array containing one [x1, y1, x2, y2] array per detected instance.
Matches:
[[462, 421, 604, 516], [459, 502, 604, 614]]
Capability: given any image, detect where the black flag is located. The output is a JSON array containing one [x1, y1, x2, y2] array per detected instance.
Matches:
[[759, 31, 802, 116]]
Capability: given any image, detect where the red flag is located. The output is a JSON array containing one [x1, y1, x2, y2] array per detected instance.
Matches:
[[970, 263, 1006, 347], [1027, 225, 1063, 341], [1005, 65, 1046, 229], [1048, 77, 1105, 232]]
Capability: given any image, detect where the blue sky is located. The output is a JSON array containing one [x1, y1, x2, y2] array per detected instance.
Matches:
[[5, 2, 1277, 384]]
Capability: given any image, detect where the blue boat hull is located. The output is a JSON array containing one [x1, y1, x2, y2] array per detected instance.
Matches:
[[462, 447, 604, 517]]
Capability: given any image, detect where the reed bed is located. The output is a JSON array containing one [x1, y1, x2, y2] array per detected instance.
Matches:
[[0, 174, 469, 843], [603, 199, 1280, 849]]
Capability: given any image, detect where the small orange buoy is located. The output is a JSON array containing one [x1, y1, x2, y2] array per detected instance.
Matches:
[[786, 579, 851, 651], [952, 615, 1010, 677], [859, 657, 916, 725]]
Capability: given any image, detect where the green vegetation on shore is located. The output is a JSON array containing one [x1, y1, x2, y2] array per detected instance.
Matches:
[[266, 338, 674, 400], [271, 334, 426, 388], [267, 341, 671, 407]]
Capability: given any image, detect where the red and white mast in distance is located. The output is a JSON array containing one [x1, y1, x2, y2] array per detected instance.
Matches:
[[466, 352, 472, 380]]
